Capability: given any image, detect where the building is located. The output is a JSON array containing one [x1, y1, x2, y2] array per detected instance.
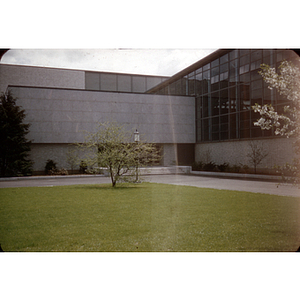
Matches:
[[0, 49, 298, 174]]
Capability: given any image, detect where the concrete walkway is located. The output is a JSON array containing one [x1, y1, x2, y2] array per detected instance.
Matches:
[[0, 174, 299, 197]]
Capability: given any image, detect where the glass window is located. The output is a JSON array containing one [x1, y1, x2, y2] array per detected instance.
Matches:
[[211, 74, 219, 83], [188, 71, 195, 78], [211, 92, 219, 116], [220, 115, 229, 140], [174, 79, 181, 95], [195, 72, 203, 94], [212, 117, 220, 141], [251, 79, 263, 91], [229, 86, 238, 113], [220, 63, 228, 73], [240, 111, 250, 129], [101, 73, 117, 91], [240, 84, 250, 110], [203, 96, 210, 118], [263, 49, 274, 57], [250, 60, 261, 71], [146, 77, 163, 91], [211, 66, 219, 77], [187, 72, 195, 95], [251, 88, 263, 106], [202, 118, 210, 141], [230, 50, 239, 60], [263, 55, 273, 66], [220, 89, 229, 114], [211, 58, 219, 68], [240, 72, 250, 83], [239, 64, 250, 75], [220, 71, 229, 81], [263, 86, 273, 105], [196, 97, 202, 123], [118, 75, 131, 92], [203, 70, 210, 94], [220, 72, 229, 89], [211, 76, 219, 91], [188, 77, 195, 95], [220, 54, 229, 64], [240, 49, 250, 56], [132, 75, 146, 93], [195, 67, 202, 74], [203, 63, 210, 71], [230, 113, 238, 139], [203, 70, 210, 80], [182, 77, 188, 95], [229, 59, 239, 82], [240, 111, 251, 138], [85, 72, 100, 90], [169, 82, 176, 95], [251, 49, 262, 62], [240, 54, 250, 65]]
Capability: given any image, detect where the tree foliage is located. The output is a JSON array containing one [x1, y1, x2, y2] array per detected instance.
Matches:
[[0, 91, 33, 177], [253, 59, 300, 182], [77, 122, 161, 187], [253, 60, 300, 138]]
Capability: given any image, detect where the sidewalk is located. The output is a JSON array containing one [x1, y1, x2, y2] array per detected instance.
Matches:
[[0, 173, 299, 197]]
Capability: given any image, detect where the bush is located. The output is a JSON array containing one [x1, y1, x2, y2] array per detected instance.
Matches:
[[217, 163, 230, 172], [79, 160, 87, 174], [192, 161, 250, 173], [192, 161, 216, 171], [192, 161, 204, 171], [202, 162, 217, 171], [45, 159, 57, 175], [56, 168, 68, 175], [230, 164, 241, 173]]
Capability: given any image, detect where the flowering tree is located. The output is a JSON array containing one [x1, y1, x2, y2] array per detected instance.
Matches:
[[77, 122, 161, 187], [252, 59, 300, 182], [253, 60, 300, 137]]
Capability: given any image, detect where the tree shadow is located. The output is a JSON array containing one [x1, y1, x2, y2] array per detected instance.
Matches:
[[72, 183, 150, 191]]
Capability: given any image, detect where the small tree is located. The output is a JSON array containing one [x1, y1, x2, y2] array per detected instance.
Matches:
[[77, 122, 161, 187], [66, 148, 80, 174], [247, 141, 268, 174], [0, 91, 33, 177]]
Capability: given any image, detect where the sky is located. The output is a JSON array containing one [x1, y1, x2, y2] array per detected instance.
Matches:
[[1, 49, 216, 76]]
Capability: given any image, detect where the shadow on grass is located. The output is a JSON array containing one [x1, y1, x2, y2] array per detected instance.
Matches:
[[72, 183, 151, 190]]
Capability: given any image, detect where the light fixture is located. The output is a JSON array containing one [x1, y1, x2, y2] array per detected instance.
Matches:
[[134, 129, 139, 142]]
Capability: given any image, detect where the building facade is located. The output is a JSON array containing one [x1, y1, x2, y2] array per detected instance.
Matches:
[[148, 49, 299, 172], [0, 49, 298, 174]]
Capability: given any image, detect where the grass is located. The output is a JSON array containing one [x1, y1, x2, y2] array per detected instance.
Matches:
[[0, 182, 300, 252]]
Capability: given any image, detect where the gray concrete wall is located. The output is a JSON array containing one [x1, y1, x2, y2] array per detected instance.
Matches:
[[30, 143, 182, 172], [162, 144, 178, 166], [195, 138, 295, 171], [8, 86, 195, 171], [0, 64, 85, 93], [9, 86, 195, 144]]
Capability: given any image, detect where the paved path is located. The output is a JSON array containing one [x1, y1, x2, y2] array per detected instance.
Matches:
[[144, 175, 300, 197], [0, 174, 299, 197]]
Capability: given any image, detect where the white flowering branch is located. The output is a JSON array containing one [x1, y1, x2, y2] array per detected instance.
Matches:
[[253, 60, 300, 139]]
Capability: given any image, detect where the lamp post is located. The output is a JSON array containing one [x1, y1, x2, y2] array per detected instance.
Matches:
[[134, 129, 139, 182], [134, 129, 139, 142]]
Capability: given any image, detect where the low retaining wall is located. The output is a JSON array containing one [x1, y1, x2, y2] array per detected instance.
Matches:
[[100, 166, 192, 176]]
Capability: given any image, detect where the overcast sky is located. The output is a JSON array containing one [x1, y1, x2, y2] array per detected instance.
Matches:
[[1, 49, 216, 76]]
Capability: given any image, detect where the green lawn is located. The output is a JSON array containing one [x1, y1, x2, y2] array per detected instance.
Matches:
[[1, 183, 300, 251]]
